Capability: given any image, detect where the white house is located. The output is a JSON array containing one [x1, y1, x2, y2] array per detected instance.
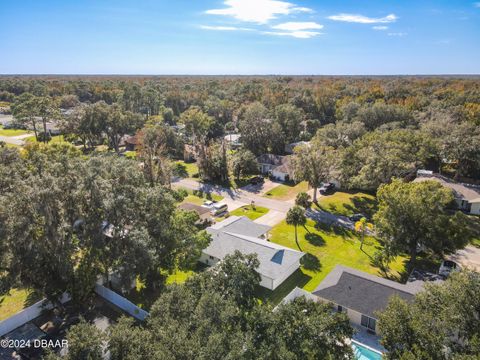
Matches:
[[414, 173, 480, 215], [257, 154, 291, 182], [200, 216, 304, 290]]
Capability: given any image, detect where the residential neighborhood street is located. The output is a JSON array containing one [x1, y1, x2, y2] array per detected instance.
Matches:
[[172, 178, 292, 213], [449, 245, 480, 271], [0, 133, 33, 146]]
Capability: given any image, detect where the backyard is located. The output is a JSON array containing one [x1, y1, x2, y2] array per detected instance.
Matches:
[[0, 288, 41, 321], [268, 219, 407, 294]]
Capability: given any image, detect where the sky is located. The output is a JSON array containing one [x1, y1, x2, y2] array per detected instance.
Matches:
[[1, 0, 479, 75]]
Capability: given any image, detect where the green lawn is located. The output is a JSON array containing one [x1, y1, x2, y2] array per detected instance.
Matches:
[[263, 181, 309, 201], [229, 205, 269, 221], [268, 219, 406, 297], [0, 126, 29, 137], [179, 188, 224, 206], [316, 191, 377, 218], [0, 288, 42, 321], [175, 161, 199, 179]]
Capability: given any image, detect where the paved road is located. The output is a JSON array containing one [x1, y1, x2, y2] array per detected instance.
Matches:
[[449, 245, 480, 271], [173, 178, 292, 213], [0, 133, 34, 146]]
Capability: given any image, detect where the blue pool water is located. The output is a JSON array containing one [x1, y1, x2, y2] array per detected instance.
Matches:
[[352, 342, 383, 360]]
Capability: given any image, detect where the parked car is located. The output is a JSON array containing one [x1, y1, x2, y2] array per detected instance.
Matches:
[[319, 182, 335, 195], [438, 260, 459, 278], [211, 203, 228, 216], [349, 213, 367, 222], [250, 176, 265, 185]]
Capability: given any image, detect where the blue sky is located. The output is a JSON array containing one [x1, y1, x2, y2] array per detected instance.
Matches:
[[1, 0, 479, 74]]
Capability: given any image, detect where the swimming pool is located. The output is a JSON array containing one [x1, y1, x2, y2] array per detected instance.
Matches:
[[352, 340, 383, 360]]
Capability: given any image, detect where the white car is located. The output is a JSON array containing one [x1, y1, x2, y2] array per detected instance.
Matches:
[[438, 260, 459, 278]]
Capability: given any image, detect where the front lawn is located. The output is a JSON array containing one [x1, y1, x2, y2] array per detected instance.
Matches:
[[229, 205, 269, 221], [0, 126, 29, 137], [316, 191, 377, 218], [263, 181, 309, 201], [269, 219, 406, 294], [0, 288, 42, 321], [179, 188, 224, 206], [175, 161, 199, 179]]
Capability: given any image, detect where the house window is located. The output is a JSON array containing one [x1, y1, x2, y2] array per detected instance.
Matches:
[[361, 315, 376, 333], [209, 255, 214, 260], [337, 305, 347, 313]]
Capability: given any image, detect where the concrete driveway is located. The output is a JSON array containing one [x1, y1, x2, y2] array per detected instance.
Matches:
[[254, 210, 286, 227], [240, 179, 281, 195], [448, 245, 480, 271]]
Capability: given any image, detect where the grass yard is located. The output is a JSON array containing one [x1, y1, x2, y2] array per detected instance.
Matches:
[[0, 126, 29, 137], [263, 181, 309, 201], [268, 219, 406, 297], [316, 191, 377, 218], [179, 188, 224, 206], [229, 205, 269, 221], [0, 288, 42, 321], [176, 161, 199, 179], [127, 263, 207, 310]]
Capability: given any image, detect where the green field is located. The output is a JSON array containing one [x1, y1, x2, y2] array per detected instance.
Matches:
[[230, 205, 269, 221], [316, 191, 377, 218], [263, 181, 309, 200], [267, 219, 406, 298], [0, 126, 29, 137]]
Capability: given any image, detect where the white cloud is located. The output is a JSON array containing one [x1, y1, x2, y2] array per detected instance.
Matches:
[[206, 0, 312, 24], [388, 32, 407, 37], [372, 26, 388, 31], [264, 30, 322, 38], [200, 25, 252, 31], [328, 13, 397, 24], [272, 22, 323, 31]]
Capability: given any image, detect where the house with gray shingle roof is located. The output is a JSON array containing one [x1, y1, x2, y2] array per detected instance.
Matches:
[[414, 173, 480, 215], [312, 265, 422, 335], [200, 216, 304, 290]]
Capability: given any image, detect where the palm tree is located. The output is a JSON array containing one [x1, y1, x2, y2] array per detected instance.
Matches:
[[286, 206, 306, 251], [355, 217, 373, 251]]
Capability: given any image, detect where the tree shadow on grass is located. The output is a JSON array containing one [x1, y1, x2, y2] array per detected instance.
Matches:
[[24, 289, 43, 307], [305, 233, 325, 247], [255, 269, 312, 306], [301, 253, 322, 272], [344, 195, 378, 219]]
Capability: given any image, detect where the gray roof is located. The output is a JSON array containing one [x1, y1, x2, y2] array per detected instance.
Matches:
[[313, 265, 422, 318], [205, 217, 304, 280], [414, 175, 480, 202], [178, 202, 211, 215], [257, 154, 286, 166], [209, 216, 271, 238]]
